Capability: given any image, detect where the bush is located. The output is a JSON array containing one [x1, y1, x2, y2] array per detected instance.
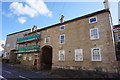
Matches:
[[12, 60, 21, 64], [2, 59, 9, 63], [116, 51, 120, 61]]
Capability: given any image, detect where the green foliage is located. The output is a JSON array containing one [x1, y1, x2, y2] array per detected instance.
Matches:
[[116, 42, 120, 50], [116, 42, 120, 61], [12, 60, 21, 64], [2, 59, 9, 63]]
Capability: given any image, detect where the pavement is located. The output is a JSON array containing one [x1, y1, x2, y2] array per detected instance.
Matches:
[[1, 63, 61, 80]]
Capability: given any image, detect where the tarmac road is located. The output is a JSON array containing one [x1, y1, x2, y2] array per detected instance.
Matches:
[[1, 63, 60, 80]]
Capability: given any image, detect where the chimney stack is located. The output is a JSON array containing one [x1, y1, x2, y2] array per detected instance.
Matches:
[[32, 25, 37, 32], [60, 15, 65, 23], [103, 0, 109, 9]]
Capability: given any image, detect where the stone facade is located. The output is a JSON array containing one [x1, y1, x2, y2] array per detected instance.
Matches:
[[5, 9, 118, 73], [4, 29, 31, 62]]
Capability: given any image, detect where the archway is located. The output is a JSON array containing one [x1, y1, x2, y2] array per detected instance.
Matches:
[[41, 45, 52, 70], [9, 50, 17, 62]]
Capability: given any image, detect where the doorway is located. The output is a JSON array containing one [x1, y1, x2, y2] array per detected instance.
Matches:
[[41, 46, 52, 70]]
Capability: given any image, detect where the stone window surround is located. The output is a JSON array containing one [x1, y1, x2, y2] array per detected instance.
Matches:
[[89, 16, 97, 23], [75, 49, 83, 61], [91, 48, 102, 61], [59, 34, 65, 44], [60, 25, 65, 30], [90, 28, 99, 40], [58, 50, 65, 61]]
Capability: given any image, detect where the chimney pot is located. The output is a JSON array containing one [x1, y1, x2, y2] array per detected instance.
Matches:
[[60, 15, 65, 23], [103, 0, 109, 9], [32, 25, 37, 32]]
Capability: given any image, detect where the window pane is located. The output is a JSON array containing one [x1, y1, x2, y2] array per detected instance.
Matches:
[[6, 44, 10, 48], [61, 35, 64, 39], [59, 35, 65, 44], [118, 34, 120, 41], [60, 26, 65, 30], [92, 48, 101, 61], [59, 50, 65, 61], [14, 43, 16, 47], [90, 28, 99, 40], [46, 38, 49, 43], [90, 17, 97, 23], [44, 37, 50, 43], [61, 39, 64, 43], [75, 49, 83, 61]]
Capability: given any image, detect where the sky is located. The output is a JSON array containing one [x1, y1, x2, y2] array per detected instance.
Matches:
[[1, 0, 119, 43]]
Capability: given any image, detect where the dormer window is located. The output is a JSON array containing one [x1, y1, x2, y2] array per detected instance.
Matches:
[[89, 17, 97, 23], [60, 26, 65, 30]]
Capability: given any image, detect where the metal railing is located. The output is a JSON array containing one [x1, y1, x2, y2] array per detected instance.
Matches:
[[16, 45, 40, 52], [16, 34, 40, 43]]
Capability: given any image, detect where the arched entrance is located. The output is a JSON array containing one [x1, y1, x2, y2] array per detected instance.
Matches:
[[41, 45, 52, 70]]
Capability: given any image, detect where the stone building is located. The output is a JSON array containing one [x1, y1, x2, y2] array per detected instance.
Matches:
[[4, 29, 31, 62], [113, 24, 120, 73], [5, 9, 118, 73]]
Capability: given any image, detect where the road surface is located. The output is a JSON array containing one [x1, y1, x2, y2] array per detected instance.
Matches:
[[1, 63, 60, 80]]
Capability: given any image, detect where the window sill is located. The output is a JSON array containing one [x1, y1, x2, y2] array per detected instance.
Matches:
[[91, 60, 102, 62], [90, 38, 99, 40], [58, 60, 65, 62], [75, 60, 83, 62]]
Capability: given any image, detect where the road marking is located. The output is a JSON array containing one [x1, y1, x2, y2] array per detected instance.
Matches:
[[19, 75, 31, 80], [0, 75, 7, 80], [0, 75, 4, 78]]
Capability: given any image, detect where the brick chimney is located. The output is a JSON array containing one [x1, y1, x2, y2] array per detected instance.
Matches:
[[60, 15, 65, 23]]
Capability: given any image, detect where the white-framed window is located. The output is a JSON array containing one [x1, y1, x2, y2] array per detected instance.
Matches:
[[59, 34, 65, 44], [23, 55, 27, 60], [44, 37, 50, 43], [91, 48, 101, 61], [59, 50, 65, 61], [17, 54, 22, 59], [60, 25, 65, 30], [90, 28, 99, 40], [28, 56, 32, 61], [118, 34, 120, 41], [6, 43, 10, 48], [7, 36, 11, 39], [75, 49, 83, 61], [89, 16, 97, 23], [23, 32, 27, 36], [15, 34, 18, 37], [14, 43, 16, 47]]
